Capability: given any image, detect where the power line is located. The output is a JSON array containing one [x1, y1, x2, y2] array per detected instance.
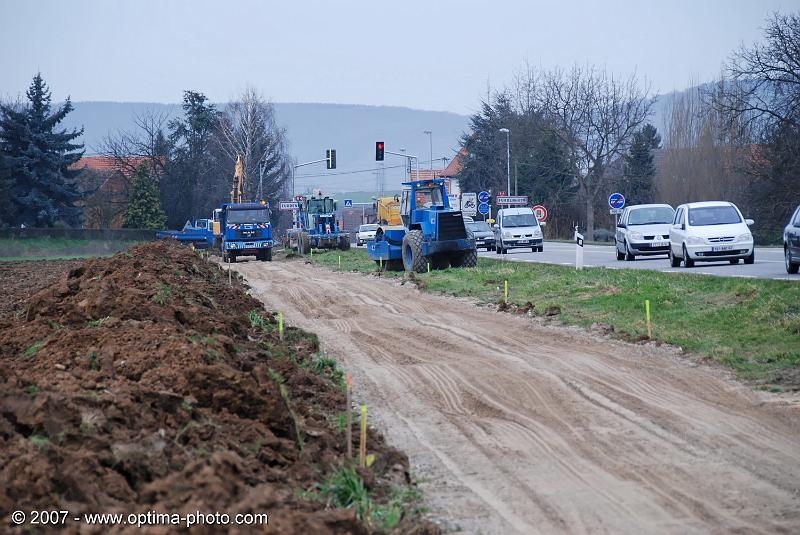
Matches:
[[295, 163, 406, 178]]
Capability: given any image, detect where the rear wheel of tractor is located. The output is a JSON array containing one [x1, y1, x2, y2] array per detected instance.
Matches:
[[402, 229, 426, 273], [453, 248, 477, 268]]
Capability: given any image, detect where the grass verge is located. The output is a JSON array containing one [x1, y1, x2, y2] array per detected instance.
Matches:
[[308, 248, 800, 389]]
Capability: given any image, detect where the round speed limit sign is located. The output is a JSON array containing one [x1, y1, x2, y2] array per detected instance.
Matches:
[[532, 204, 548, 222]]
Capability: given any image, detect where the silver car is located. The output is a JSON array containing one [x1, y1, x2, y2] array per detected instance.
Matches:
[[615, 204, 675, 261]]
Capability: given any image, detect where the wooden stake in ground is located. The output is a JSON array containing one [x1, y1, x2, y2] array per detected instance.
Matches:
[[345, 373, 353, 460], [645, 299, 652, 339], [359, 404, 367, 468], [278, 311, 284, 340], [228, 258, 232, 286]]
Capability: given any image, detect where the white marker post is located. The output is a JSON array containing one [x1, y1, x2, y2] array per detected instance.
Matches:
[[575, 227, 584, 270]]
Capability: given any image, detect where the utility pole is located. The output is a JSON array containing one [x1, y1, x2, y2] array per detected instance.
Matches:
[[514, 160, 518, 196], [423, 130, 433, 177], [499, 128, 510, 195]]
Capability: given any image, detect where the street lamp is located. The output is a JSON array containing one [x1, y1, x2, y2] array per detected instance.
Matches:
[[499, 128, 510, 196], [423, 130, 433, 177]]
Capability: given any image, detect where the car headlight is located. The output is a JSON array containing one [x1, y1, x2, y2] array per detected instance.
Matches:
[[736, 233, 752, 243], [533, 229, 542, 238], [628, 231, 644, 240], [686, 236, 705, 245], [503, 231, 511, 238]]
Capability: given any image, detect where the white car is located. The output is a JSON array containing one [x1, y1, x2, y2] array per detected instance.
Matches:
[[669, 201, 755, 268], [493, 207, 545, 254], [615, 204, 675, 260], [356, 224, 378, 246]]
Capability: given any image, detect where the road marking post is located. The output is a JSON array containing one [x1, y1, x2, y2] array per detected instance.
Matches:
[[427, 261, 431, 273], [228, 257, 232, 286], [338, 255, 341, 270], [359, 404, 367, 468], [278, 311, 284, 340], [345, 373, 353, 460], [504, 280, 509, 303], [575, 227, 585, 270], [379, 257, 383, 271], [645, 300, 652, 338]]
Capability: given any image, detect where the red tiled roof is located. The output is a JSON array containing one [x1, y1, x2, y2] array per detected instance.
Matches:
[[70, 156, 151, 175], [408, 149, 467, 180]]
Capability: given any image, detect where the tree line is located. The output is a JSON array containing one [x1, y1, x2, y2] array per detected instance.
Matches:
[[456, 12, 800, 242], [0, 75, 292, 230]]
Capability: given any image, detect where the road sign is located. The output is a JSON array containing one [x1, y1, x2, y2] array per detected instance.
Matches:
[[478, 191, 490, 204], [448, 194, 459, 209], [608, 192, 625, 209], [609, 208, 623, 215], [496, 195, 529, 205], [343, 199, 353, 208], [532, 204, 548, 222], [280, 201, 300, 211], [478, 202, 490, 215], [461, 193, 477, 215], [295, 195, 306, 202]]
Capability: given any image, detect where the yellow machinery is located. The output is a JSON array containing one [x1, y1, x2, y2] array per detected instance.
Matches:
[[375, 195, 401, 225]]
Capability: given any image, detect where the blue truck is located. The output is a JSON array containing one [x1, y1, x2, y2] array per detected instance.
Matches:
[[367, 178, 476, 272], [156, 219, 214, 249], [214, 201, 274, 262]]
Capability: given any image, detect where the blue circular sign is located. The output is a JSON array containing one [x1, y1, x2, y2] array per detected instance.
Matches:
[[478, 191, 491, 203], [478, 202, 490, 215], [608, 193, 625, 209]]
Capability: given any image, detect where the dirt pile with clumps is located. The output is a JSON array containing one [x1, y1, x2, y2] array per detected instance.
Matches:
[[0, 241, 432, 534]]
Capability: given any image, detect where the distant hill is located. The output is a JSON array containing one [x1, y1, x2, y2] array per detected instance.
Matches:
[[63, 101, 470, 193]]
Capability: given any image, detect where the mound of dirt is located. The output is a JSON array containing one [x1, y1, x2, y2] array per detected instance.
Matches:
[[0, 241, 431, 534]]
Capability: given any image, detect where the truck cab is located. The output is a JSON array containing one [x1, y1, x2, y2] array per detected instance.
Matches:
[[218, 202, 273, 262]]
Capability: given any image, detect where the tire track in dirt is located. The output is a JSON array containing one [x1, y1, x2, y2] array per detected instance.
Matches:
[[234, 259, 800, 534]]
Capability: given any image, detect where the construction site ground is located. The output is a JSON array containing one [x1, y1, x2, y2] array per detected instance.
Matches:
[[233, 254, 800, 534]]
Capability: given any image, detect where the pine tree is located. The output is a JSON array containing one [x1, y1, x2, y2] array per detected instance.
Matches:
[[623, 123, 661, 204], [122, 163, 166, 229], [0, 73, 85, 227], [0, 153, 14, 227]]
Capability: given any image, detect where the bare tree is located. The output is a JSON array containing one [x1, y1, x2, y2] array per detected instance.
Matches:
[[215, 87, 291, 203], [517, 65, 654, 239], [98, 109, 169, 185]]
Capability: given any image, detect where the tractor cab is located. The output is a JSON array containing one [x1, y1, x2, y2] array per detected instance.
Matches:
[[304, 196, 338, 235], [400, 179, 452, 228]]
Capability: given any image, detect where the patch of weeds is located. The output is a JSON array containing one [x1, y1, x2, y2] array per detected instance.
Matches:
[[22, 341, 44, 359], [29, 434, 51, 450], [332, 411, 349, 433], [152, 283, 172, 305], [248, 309, 274, 332], [312, 354, 345, 389], [26, 384, 39, 396], [319, 466, 371, 520], [80, 414, 97, 435], [48, 321, 63, 331], [180, 398, 194, 412], [86, 352, 99, 370], [87, 316, 111, 328]]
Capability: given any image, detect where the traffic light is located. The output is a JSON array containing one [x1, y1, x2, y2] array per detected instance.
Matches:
[[375, 141, 384, 161], [326, 149, 336, 170]]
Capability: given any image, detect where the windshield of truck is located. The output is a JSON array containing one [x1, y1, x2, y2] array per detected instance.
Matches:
[[628, 206, 674, 225], [503, 213, 538, 228], [688, 205, 741, 226], [467, 221, 491, 232], [227, 208, 271, 224], [307, 198, 335, 214], [415, 186, 444, 208]]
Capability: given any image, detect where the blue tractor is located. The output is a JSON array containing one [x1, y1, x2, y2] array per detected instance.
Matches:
[[367, 179, 476, 272], [215, 202, 274, 263], [291, 195, 351, 252]]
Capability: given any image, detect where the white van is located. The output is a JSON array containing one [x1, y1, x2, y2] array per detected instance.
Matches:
[[669, 201, 754, 267], [493, 207, 545, 254]]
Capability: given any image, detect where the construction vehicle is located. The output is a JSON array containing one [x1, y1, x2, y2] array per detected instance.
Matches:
[[156, 219, 214, 248], [287, 193, 350, 253], [214, 201, 274, 262], [375, 195, 401, 225], [367, 178, 476, 272]]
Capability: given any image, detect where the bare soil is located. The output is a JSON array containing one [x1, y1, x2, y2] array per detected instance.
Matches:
[[0, 242, 434, 534], [235, 257, 800, 534], [0, 259, 85, 320]]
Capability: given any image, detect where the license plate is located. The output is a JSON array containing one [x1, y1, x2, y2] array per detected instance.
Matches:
[[652, 241, 669, 247], [711, 245, 733, 251], [517, 240, 530, 244]]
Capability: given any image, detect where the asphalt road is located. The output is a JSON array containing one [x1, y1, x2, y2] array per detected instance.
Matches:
[[478, 242, 797, 281]]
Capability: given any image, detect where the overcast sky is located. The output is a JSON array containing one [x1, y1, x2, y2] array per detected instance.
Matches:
[[0, 0, 792, 114]]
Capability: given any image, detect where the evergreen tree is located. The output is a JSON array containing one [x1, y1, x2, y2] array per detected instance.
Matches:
[[622, 123, 661, 204], [0, 73, 85, 227], [122, 163, 166, 229]]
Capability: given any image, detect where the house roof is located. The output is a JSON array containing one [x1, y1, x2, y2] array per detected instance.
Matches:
[[70, 156, 152, 175]]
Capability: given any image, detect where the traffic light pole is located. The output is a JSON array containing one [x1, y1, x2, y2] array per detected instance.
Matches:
[[385, 150, 419, 181], [292, 157, 330, 197]]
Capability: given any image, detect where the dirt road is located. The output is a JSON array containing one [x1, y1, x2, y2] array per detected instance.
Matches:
[[234, 258, 800, 534]]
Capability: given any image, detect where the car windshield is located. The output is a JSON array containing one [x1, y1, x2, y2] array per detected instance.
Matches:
[[688, 206, 741, 226], [227, 208, 270, 224], [503, 213, 538, 227], [360, 224, 378, 231], [628, 207, 674, 225], [467, 222, 491, 232]]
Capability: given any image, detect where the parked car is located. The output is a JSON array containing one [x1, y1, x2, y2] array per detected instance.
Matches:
[[493, 207, 545, 254], [615, 204, 675, 261], [356, 224, 378, 246], [784, 204, 800, 274], [668, 201, 754, 268], [466, 219, 495, 251]]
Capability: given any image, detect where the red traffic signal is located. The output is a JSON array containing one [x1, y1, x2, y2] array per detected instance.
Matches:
[[376, 141, 384, 161]]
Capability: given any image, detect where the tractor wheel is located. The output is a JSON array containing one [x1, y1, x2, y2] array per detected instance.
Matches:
[[402, 229, 427, 273], [339, 237, 351, 251], [299, 233, 311, 254], [450, 248, 477, 268]]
